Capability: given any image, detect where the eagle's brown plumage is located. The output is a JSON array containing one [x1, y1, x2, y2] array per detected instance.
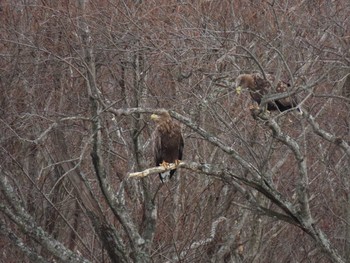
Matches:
[[235, 73, 301, 112], [151, 112, 184, 182]]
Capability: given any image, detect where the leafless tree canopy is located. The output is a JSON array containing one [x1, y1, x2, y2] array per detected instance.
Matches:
[[0, 1, 350, 262]]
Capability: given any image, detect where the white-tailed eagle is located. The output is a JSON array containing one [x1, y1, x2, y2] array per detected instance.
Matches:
[[151, 112, 184, 182], [235, 73, 301, 113]]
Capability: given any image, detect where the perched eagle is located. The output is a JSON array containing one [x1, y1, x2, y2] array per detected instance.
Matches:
[[235, 73, 301, 113], [151, 112, 184, 182]]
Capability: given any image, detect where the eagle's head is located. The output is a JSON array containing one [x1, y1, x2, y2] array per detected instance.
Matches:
[[150, 113, 160, 122], [150, 111, 171, 123], [235, 74, 254, 94]]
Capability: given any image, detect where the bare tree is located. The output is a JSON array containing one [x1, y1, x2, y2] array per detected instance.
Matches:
[[1, 0, 350, 262]]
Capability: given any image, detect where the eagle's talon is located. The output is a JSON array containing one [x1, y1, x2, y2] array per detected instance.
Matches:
[[249, 104, 260, 110], [160, 161, 170, 168]]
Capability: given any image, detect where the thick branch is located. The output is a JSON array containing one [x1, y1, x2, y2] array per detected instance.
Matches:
[[128, 162, 180, 178], [304, 111, 350, 157], [0, 175, 90, 263], [0, 219, 49, 263], [79, 4, 140, 261], [267, 119, 311, 221], [90, 101, 147, 263], [265, 117, 344, 263]]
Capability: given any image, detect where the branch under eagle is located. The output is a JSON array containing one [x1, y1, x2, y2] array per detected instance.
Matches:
[[129, 162, 183, 178]]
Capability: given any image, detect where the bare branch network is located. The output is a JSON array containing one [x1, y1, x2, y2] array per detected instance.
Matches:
[[1, 1, 350, 263], [127, 105, 349, 263]]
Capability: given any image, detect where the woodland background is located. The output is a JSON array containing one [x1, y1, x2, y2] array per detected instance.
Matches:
[[1, 0, 350, 262]]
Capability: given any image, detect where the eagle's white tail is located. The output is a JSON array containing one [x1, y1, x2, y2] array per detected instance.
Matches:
[[160, 171, 171, 182]]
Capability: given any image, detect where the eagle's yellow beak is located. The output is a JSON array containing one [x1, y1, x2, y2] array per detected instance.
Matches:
[[236, 86, 242, 95], [150, 114, 159, 120]]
